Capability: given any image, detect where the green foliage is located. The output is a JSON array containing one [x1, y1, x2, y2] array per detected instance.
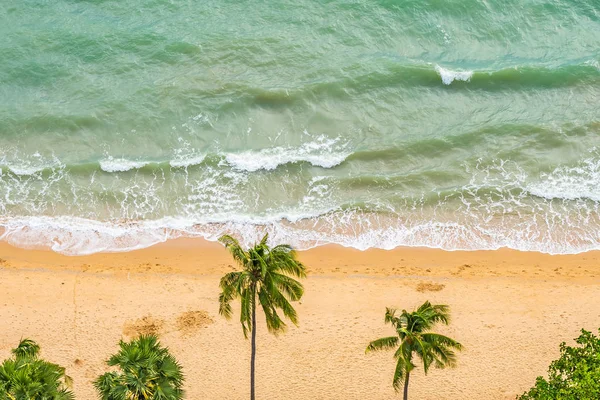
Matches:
[[518, 329, 600, 400], [218, 233, 307, 337], [366, 301, 463, 396], [0, 338, 74, 400], [94, 335, 184, 400]]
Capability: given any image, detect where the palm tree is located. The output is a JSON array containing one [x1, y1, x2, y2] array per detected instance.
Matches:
[[218, 233, 307, 400], [366, 301, 463, 400], [0, 338, 74, 400], [94, 334, 184, 400]]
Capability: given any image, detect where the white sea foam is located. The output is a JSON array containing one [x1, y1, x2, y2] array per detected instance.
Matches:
[[6, 165, 51, 176], [526, 156, 600, 201], [169, 137, 207, 168], [585, 59, 600, 71], [0, 216, 175, 255], [435, 65, 473, 85], [3, 150, 600, 256], [170, 154, 206, 168], [224, 134, 350, 172], [3, 206, 600, 256], [99, 157, 149, 172], [0, 152, 63, 176]]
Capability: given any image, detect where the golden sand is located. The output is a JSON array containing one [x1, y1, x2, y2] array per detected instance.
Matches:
[[1, 239, 599, 399]]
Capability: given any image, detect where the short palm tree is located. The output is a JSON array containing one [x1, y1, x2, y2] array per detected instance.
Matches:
[[218, 233, 307, 400], [0, 338, 74, 400], [366, 301, 463, 400], [94, 334, 184, 400]]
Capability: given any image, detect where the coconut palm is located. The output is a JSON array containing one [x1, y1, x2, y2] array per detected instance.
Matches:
[[0, 338, 74, 400], [366, 301, 463, 400], [218, 233, 306, 400], [94, 334, 184, 400]]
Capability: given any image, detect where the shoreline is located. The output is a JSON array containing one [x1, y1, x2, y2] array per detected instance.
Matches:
[[1, 239, 599, 399]]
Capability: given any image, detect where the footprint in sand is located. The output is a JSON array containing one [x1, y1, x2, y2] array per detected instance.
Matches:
[[176, 311, 214, 336], [122, 311, 214, 338], [123, 315, 166, 337], [416, 282, 446, 292]]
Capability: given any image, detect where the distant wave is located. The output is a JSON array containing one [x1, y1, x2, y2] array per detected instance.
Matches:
[[224, 135, 350, 172], [314, 62, 600, 92]]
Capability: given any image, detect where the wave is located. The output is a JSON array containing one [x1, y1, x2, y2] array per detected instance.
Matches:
[[316, 61, 600, 92], [430, 62, 600, 88], [223, 134, 350, 172], [0, 134, 349, 177]]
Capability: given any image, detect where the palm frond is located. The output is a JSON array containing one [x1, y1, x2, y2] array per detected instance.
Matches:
[[366, 336, 399, 353], [267, 285, 298, 326], [261, 299, 287, 335], [218, 272, 245, 319], [219, 235, 250, 267], [269, 246, 307, 278], [239, 285, 254, 338], [12, 339, 40, 360], [421, 333, 463, 368], [392, 357, 407, 392], [384, 308, 399, 326], [270, 272, 304, 301], [259, 233, 269, 247], [421, 333, 463, 350]]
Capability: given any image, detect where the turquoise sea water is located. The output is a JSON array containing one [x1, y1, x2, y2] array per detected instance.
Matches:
[[0, 0, 599, 254]]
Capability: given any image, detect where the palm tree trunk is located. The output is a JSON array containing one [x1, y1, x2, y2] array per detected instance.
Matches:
[[250, 285, 257, 400], [403, 373, 410, 400]]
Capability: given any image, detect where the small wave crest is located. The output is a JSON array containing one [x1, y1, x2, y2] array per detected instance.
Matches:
[[435, 65, 473, 85], [170, 154, 206, 168], [99, 157, 149, 172]]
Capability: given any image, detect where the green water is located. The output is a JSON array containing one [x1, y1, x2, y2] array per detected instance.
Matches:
[[0, 0, 599, 254]]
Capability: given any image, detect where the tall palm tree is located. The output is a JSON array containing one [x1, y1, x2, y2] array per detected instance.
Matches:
[[218, 233, 307, 400], [94, 334, 184, 400], [366, 301, 463, 400], [0, 338, 74, 400]]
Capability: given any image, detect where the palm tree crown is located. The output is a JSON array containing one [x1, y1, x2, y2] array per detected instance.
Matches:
[[94, 334, 184, 400], [366, 301, 463, 399], [218, 233, 307, 337], [0, 338, 74, 400]]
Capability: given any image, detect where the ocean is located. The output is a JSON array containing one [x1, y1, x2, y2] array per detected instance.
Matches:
[[1, 0, 599, 254]]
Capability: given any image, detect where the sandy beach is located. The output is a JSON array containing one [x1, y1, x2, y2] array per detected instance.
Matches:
[[1, 240, 599, 399]]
